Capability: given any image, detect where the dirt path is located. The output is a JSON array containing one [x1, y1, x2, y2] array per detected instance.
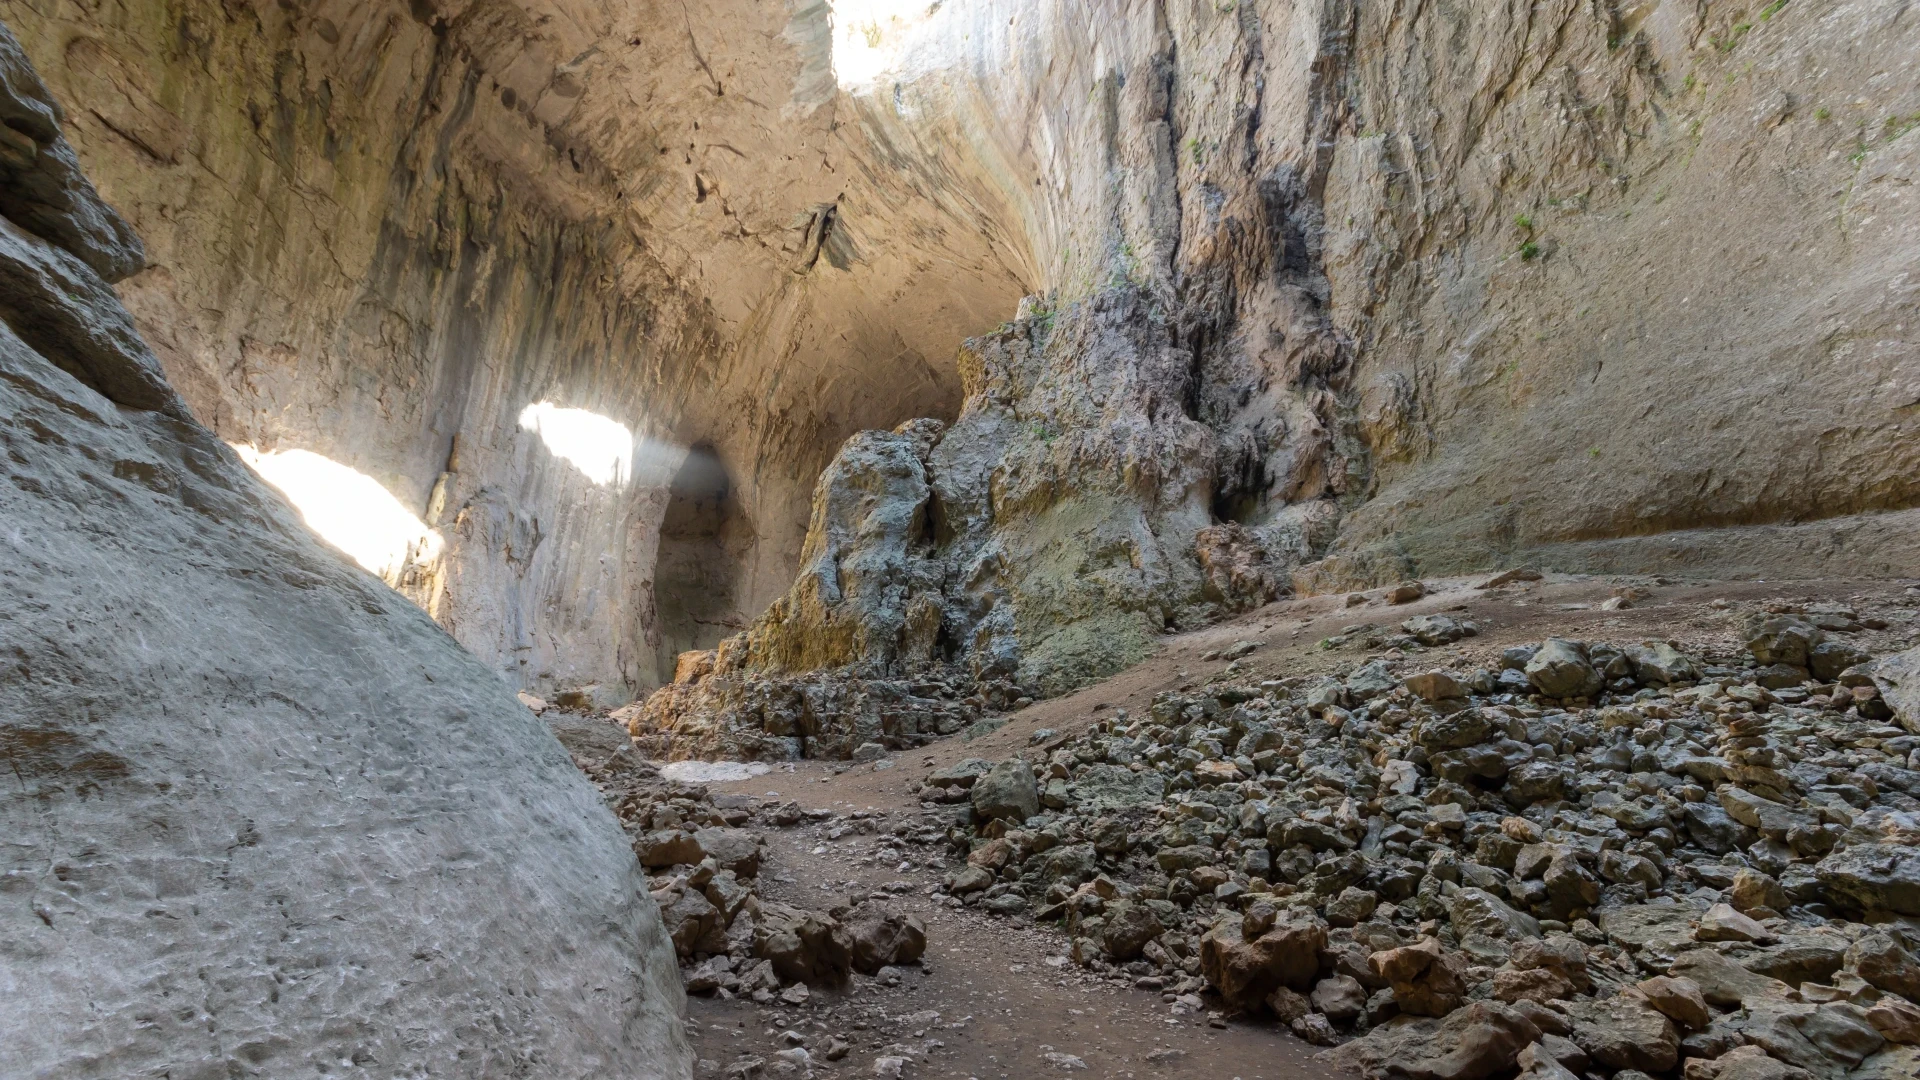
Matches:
[[653, 572, 1916, 1077]]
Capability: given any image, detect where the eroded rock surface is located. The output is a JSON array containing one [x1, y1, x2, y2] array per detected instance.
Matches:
[[0, 27, 686, 1077], [7, 0, 1914, 711]]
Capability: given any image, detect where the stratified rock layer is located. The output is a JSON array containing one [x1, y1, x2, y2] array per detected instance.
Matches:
[[0, 25, 687, 1077]]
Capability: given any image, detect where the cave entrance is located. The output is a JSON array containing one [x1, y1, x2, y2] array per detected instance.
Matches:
[[653, 445, 749, 684]]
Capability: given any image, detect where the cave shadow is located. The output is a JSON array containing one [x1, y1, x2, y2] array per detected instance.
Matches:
[[653, 444, 751, 684]]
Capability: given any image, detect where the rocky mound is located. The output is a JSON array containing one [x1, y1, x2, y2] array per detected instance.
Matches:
[[0, 24, 686, 1077], [628, 291, 1302, 760], [924, 603, 1920, 1078]]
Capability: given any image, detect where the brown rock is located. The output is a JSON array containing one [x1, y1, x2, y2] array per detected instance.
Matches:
[[752, 903, 852, 987], [1638, 975, 1711, 1031], [1372, 937, 1471, 1017], [1865, 995, 1920, 1044], [1848, 932, 1920, 1000], [1493, 966, 1574, 1004], [844, 910, 926, 974], [1669, 948, 1795, 1007], [1729, 869, 1790, 917], [636, 828, 704, 868], [1696, 902, 1775, 944], [1199, 908, 1327, 1008]]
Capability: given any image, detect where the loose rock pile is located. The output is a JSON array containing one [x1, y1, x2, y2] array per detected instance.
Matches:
[[925, 605, 1920, 1079], [568, 742, 929, 1007]]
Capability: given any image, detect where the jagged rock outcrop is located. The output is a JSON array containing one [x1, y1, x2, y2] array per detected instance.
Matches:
[[0, 26, 687, 1077], [632, 289, 1286, 758]]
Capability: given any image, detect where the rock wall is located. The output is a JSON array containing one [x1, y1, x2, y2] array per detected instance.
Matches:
[[0, 25, 688, 1076], [0, 0, 1029, 701], [6, 0, 1914, 705]]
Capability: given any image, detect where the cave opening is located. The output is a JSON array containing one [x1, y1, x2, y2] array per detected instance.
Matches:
[[653, 444, 750, 683]]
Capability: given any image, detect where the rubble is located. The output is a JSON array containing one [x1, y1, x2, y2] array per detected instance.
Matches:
[[568, 739, 929, 1005], [913, 605, 1920, 1079]]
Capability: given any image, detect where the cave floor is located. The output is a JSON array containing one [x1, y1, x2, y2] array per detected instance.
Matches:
[[587, 571, 1919, 1079]]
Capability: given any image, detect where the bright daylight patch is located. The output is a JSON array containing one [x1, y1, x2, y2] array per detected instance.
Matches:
[[233, 445, 443, 579], [518, 401, 635, 486], [830, 0, 939, 89]]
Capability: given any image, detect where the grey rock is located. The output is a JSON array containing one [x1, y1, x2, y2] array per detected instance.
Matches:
[[0, 49, 686, 1074], [0, 25, 145, 281], [1319, 1000, 1541, 1080], [694, 827, 765, 877], [1669, 949, 1795, 1007], [1871, 646, 1920, 736], [1348, 659, 1400, 701], [1746, 616, 1824, 668], [1817, 844, 1920, 915], [1526, 640, 1603, 699], [1626, 643, 1701, 686], [1559, 994, 1679, 1074], [972, 758, 1041, 822], [1067, 763, 1167, 811], [1685, 801, 1759, 854]]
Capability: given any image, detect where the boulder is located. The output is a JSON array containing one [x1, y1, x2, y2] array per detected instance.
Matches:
[[844, 911, 926, 974], [1199, 907, 1327, 1008], [1526, 640, 1602, 699], [1849, 1047, 1920, 1080], [925, 758, 994, 789], [1067, 764, 1166, 811], [1639, 975, 1711, 1031], [1697, 903, 1775, 944], [1403, 615, 1471, 646], [637, 828, 705, 868], [693, 827, 764, 877], [1669, 948, 1794, 1007], [1627, 643, 1702, 686], [1730, 869, 1790, 916], [1372, 937, 1471, 1016], [659, 887, 725, 959], [1735, 928, 1850, 987], [1515, 1041, 1582, 1080], [1405, 670, 1468, 701], [1313, 975, 1369, 1022], [1745, 616, 1823, 668], [1101, 903, 1164, 962], [1871, 646, 1920, 734], [1319, 1002, 1542, 1080], [972, 758, 1040, 822], [1865, 996, 1920, 1044], [753, 903, 853, 986], [1682, 1044, 1816, 1080], [1450, 888, 1541, 945], [1816, 844, 1920, 915], [1718, 785, 1814, 839], [1847, 933, 1920, 1000], [1561, 993, 1680, 1074]]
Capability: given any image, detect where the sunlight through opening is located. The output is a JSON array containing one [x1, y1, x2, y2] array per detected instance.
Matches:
[[233, 445, 444, 578], [518, 402, 635, 486], [830, 0, 940, 89]]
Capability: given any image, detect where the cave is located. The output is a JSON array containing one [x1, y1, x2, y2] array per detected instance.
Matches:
[[652, 445, 748, 681], [6, 0, 1920, 1075]]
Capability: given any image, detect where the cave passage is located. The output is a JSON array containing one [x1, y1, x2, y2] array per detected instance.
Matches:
[[653, 445, 750, 682]]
